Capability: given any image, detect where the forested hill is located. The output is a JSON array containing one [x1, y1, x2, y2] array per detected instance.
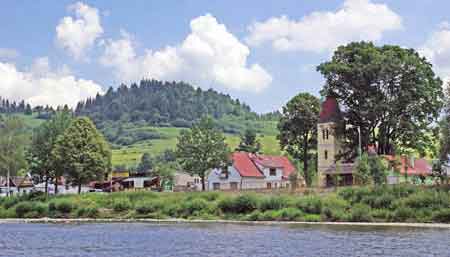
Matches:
[[75, 79, 271, 128]]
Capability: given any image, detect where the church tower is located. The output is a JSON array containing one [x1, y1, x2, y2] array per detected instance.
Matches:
[[317, 96, 342, 187]]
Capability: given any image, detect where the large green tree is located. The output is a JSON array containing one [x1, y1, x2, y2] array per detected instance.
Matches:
[[176, 117, 230, 191], [277, 93, 320, 186], [317, 42, 443, 157], [236, 128, 261, 153], [28, 108, 73, 194], [0, 116, 28, 195], [52, 117, 111, 193]]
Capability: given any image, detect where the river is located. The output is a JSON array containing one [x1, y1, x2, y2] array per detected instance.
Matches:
[[0, 222, 448, 257]]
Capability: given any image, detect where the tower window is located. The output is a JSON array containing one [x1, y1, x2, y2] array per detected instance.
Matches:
[[324, 150, 328, 160]]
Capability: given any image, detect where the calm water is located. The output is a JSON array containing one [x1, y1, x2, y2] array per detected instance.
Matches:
[[0, 223, 449, 257]]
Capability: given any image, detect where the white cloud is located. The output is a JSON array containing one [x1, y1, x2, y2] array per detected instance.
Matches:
[[419, 22, 450, 84], [0, 48, 19, 59], [0, 58, 103, 108], [100, 14, 272, 92], [246, 0, 402, 53], [56, 2, 103, 59]]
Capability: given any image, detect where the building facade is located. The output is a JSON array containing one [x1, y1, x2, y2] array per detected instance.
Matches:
[[207, 152, 297, 190]]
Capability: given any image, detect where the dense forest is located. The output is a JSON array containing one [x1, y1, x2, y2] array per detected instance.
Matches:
[[75, 80, 279, 145], [75, 79, 261, 125]]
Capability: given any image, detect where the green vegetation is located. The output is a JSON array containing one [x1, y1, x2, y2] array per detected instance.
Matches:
[[278, 93, 320, 186], [177, 117, 230, 190], [0, 185, 449, 223], [318, 42, 443, 158], [111, 126, 281, 167]]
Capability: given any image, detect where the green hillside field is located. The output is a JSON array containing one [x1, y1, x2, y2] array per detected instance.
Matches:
[[111, 126, 282, 167]]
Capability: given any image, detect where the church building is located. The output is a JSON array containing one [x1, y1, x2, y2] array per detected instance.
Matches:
[[317, 96, 355, 187]]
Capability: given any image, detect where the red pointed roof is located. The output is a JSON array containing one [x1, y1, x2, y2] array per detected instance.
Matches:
[[232, 152, 264, 177], [319, 96, 341, 123], [384, 155, 432, 175], [232, 152, 296, 178]]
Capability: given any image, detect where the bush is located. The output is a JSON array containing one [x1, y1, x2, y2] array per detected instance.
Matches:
[[259, 196, 289, 211], [181, 198, 209, 216], [432, 209, 450, 223], [390, 206, 414, 222], [350, 203, 372, 222], [135, 200, 163, 215], [278, 208, 303, 221], [15, 202, 34, 218], [112, 198, 133, 212], [76, 206, 99, 218], [302, 214, 321, 222], [218, 195, 259, 214], [295, 196, 322, 214], [2, 197, 19, 209], [55, 200, 74, 214]]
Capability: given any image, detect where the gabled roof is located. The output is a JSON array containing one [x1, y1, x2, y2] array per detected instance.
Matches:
[[319, 96, 341, 123], [232, 152, 296, 178], [232, 152, 264, 177], [385, 155, 432, 176]]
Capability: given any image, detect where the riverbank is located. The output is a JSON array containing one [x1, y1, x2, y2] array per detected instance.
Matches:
[[1, 218, 450, 229], [1, 185, 449, 223]]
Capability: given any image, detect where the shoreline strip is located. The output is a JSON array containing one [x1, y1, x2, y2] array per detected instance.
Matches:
[[0, 218, 449, 228]]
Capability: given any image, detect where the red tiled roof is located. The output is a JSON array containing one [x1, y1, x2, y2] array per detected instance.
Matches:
[[232, 152, 296, 178], [319, 96, 341, 123], [384, 155, 432, 176], [232, 152, 264, 177]]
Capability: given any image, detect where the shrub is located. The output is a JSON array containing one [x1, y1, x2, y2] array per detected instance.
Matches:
[[15, 202, 34, 218], [76, 206, 99, 218], [259, 196, 288, 211], [401, 191, 444, 209], [2, 197, 19, 209], [218, 195, 258, 214], [246, 210, 262, 221], [432, 209, 450, 223], [390, 206, 414, 222], [295, 196, 322, 214], [350, 203, 372, 222], [135, 200, 163, 215], [181, 198, 209, 216], [278, 208, 303, 221], [371, 209, 390, 220], [302, 214, 321, 222], [112, 198, 133, 212], [55, 200, 74, 214]]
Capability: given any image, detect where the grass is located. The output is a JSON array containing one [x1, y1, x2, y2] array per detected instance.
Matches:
[[3, 113, 282, 167], [111, 126, 282, 167], [1, 185, 449, 223]]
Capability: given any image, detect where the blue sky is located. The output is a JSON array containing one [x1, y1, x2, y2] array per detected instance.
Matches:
[[1, 0, 450, 113]]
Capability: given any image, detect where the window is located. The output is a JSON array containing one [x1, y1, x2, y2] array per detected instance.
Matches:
[[230, 182, 238, 190], [324, 150, 328, 160], [322, 129, 326, 140], [326, 129, 329, 139], [269, 168, 276, 176], [213, 183, 220, 190], [266, 182, 272, 189]]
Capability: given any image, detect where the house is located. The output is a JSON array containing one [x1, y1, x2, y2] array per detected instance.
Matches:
[[385, 155, 433, 184], [207, 152, 298, 191], [0, 176, 34, 196], [171, 172, 202, 192]]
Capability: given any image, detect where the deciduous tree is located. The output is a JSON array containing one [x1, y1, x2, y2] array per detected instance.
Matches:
[[52, 117, 111, 193], [176, 117, 230, 191], [277, 93, 320, 186]]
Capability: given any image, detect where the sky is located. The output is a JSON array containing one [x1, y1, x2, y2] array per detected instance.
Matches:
[[1, 0, 450, 113]]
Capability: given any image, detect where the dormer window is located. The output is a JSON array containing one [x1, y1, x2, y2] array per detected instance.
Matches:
[[269, 168, 276, 176]]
